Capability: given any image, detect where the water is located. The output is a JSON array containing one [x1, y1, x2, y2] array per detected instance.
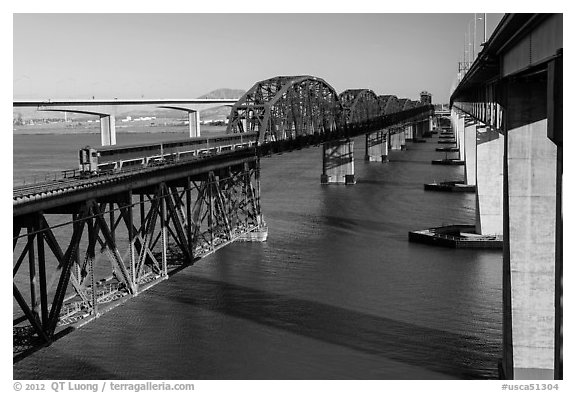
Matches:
[[13, 131, 502, 379], [12, 126, 226, 185]]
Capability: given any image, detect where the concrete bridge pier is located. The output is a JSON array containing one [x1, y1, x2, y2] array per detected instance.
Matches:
[[464, 118, 477, 185], [399, 129, 406, 150], [502, 72, 562, 380], [450, 111, 458, 140], [474, 125, 504, 235], [422, 118, 430, 137], [365, 130, 388, 162], [450, 111, 466, 160], [404, 123, 414, 141], [389, 129, 403, 150], [39, 106, 119, 146], [421, 116, 433, 137], [413, 120, 424, 140], [413, 121, 421, 139], [457, 114, 466, 160], [188, 110, 201, 138], [100, 114, 117, 146], [321, 138, 355, 185], [158, 106, 201, 138]]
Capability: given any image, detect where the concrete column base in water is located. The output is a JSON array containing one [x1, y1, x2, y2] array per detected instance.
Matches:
[[390, 131, 403, 150], [321, 139, 355, 184], [365, 131, 388, 162]]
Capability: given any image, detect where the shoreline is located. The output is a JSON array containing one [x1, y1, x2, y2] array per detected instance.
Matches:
[[14, 125, 227, 136]]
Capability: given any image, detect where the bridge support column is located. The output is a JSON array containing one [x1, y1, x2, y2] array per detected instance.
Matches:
[[365, 131, 388, 162], [455, 115, 466, 160], [414, 120, 424, 139], [464, 119, 477, 185], [475, 126, 504, 235], [100, 114, 116, 146], [502, 73, 561, 380], [450, 111, 458, 138], [188, 110, 201, 138], [404, 124, 413, 141], [321, 139, 355, 185], [399, 129, 406, 150], [389, 130, 402, 150], [423, 116, 433, 137]]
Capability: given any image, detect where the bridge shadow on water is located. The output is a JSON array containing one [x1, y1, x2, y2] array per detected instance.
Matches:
[[164, 275, 500, 379]]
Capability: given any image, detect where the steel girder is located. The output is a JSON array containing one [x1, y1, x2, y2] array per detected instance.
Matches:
[[13, 161, 263, 360], [339, 89, 381, 124], [226, 76, 342, 144]]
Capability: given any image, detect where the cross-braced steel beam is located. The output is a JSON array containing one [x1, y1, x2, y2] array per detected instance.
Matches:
[[13, 160, 264, 360]]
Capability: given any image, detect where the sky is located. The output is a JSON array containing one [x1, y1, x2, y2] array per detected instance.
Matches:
[[13, 13, 504, 104]]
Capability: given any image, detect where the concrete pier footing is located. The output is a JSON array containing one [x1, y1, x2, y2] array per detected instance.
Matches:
[[321, 139, 355, 185], [237, 220, 268, 242], [399, 130, 406, 150], [365, 131, 388, 162], [404, 124, 413, 141], [389, 131, 403, 150]]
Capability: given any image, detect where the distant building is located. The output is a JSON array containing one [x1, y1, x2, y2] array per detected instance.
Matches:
[[420, 91, 432, 105]]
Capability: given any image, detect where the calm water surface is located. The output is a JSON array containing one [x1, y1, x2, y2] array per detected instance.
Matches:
[[13, 130, 502, 379]]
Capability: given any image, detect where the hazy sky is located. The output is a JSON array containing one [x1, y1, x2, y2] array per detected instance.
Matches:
[[13, 13, 504, 103]]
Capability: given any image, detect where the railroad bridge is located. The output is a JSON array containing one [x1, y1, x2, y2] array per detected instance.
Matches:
[[13, 75, 433, 360]]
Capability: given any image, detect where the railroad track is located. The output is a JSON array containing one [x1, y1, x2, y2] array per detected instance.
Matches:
[[12, 150, 246, 204], [13, 175, 115, 203]]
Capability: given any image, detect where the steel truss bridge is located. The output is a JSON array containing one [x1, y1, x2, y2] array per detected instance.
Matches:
[[13, 75, 433, 360]]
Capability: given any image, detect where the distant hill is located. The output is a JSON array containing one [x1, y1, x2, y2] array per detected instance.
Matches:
[[197, 88, 245, 100], [198, 88, 245, 121]]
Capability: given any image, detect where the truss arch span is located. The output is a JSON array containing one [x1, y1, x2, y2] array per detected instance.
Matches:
[[378, 95, 402, 115], [226, 75, 342, 144], [339, 89, 381, 124]]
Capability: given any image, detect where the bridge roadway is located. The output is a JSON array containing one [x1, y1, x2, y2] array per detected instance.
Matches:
[[14, 98, 239, 144]]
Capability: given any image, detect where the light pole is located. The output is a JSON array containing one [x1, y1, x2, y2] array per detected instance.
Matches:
[[464, 31, 468, 64], [474, 13, 477, 59], [467, 14, 484, 63], [467, 18, 475, 63], [484, 13, 487, 43]]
